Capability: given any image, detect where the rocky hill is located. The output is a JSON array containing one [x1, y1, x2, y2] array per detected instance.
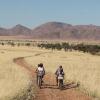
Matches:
[[32, 22, 100, 40], [0, 22, 100, 40]]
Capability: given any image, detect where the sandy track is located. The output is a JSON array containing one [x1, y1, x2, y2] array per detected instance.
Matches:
[[13, 57, 92, 100]]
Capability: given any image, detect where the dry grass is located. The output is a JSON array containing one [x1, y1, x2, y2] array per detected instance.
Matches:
[[25, 47, 100, 98], [0, 45, 100, 99], [0, 46, 35, 100]]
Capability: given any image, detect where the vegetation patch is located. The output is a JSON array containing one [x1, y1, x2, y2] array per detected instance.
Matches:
[[0, 48, 37, 100], [12, 81, 36, 100]]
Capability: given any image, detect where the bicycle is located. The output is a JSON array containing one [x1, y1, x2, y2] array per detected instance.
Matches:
[[37, 71, 43, 89], [58, 74, 64, 90]]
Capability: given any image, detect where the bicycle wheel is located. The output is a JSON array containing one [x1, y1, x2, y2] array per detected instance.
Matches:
[[37, 76, 42, 89]]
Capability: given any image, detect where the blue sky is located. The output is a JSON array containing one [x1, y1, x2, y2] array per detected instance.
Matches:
[[0, 0, 100, 28]]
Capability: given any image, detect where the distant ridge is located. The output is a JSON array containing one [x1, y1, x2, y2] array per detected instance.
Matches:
[[9, 24, 32, 36], [0, 22, 100, 40]]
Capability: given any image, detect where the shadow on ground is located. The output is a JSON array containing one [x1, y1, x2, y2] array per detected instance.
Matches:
[[40, 82, 79, 90]]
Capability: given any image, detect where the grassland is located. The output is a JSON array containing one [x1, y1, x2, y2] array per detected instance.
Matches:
[[25, 47, 100, 98], [0, 46, 35, 100], [0, 44, 100, 99]]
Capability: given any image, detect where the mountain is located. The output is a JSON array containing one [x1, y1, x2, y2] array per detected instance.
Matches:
[[32, 22, 100, 40], [0, 22, 100, 40], [32, 22, 72, 39], [0, 24, 32, 36], [0, 27, 9, 36], [8, 24, 32, 36]]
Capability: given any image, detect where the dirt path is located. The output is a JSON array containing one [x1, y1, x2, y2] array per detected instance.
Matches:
[[13, 57, 93, 100]]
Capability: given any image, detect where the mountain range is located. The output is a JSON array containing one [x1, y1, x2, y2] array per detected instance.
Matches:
[[0, 22, 100, 40]]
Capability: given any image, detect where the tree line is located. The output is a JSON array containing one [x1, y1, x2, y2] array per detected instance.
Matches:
[[37, 42, 100, 55], [0, 40, 100, 55], [0, 41, 32, 47]]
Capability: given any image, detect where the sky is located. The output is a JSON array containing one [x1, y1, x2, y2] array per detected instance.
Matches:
[[0, 0, 100, 28]]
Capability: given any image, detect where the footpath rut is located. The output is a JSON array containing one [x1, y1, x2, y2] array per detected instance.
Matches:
[[13, 57, 92, 100]]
